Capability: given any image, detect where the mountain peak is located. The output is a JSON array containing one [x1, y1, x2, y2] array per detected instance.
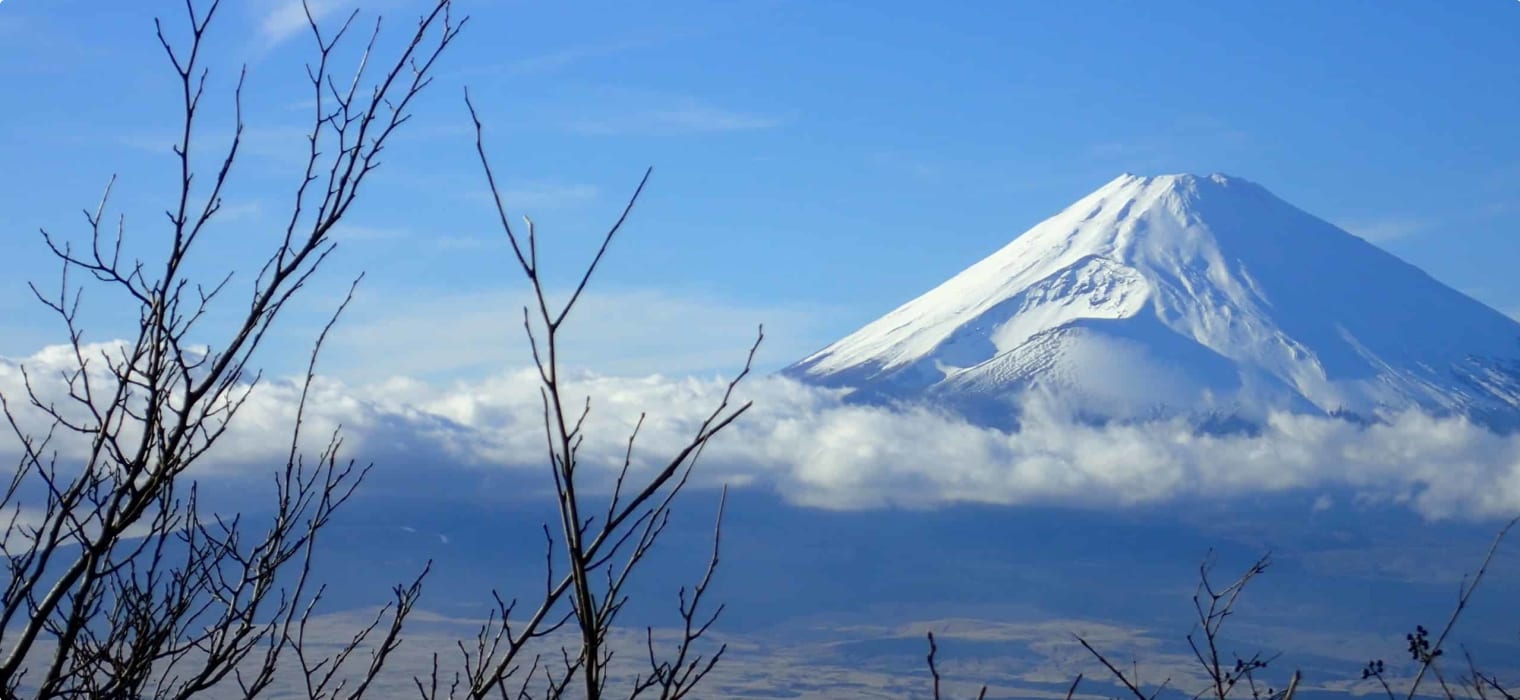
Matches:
[[787, 174, 1520, 428]]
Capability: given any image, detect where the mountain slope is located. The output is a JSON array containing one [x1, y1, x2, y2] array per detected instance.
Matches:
[[786, 173, 1520, 427]]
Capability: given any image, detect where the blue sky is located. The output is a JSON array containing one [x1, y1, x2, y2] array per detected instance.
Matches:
[[9, 9, 1520, 686], [7, 0, 1520, 525], [2, 0, 1519, 382]]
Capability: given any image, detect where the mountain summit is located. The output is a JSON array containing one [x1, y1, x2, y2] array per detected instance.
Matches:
[[786, 173, 1520, 428]]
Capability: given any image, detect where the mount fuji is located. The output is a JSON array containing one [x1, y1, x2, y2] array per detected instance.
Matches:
[[786, 173, 1520, 429]]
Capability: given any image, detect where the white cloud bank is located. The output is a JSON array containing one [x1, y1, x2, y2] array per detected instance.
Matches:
[[4, 342, 1520, 520]]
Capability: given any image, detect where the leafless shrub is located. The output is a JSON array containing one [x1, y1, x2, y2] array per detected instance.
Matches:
[[926, 631, 989, 700], [1048, 551, 1297, 700], [1040, 515, 1519, 700], [0, 1, 461, 696], [407, 94, 761, 700], [1358, 516, 1518, 700]]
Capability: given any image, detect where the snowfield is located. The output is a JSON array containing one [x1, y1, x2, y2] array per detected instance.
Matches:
[[787, 173, 1520, 428]]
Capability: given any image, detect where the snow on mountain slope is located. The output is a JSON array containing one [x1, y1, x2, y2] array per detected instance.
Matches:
[[786, 173, 1520, 427]]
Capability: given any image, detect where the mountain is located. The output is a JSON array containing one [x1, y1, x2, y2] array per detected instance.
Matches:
[[786, 173, 1520, 428]]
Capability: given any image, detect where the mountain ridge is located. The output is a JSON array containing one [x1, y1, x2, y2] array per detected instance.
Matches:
[[785, 173, 1520, 429]]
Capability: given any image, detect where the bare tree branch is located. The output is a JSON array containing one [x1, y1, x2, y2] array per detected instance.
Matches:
[[0, 1, 461, 696], [438, 93, 761, 700]]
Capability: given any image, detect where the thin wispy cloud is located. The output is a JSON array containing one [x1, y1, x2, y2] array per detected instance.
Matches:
[[329, 224, 410, 242], [217, 200, 265, 224], [1085, 141, 1166, 161], [117, 124, 311, 166], [1339, 217, 1430, 243], [868, 151, 945, 181], [434, 235, 496, 251], [504, 39, 655, 76], [1172, 114, 1253, 147], [0, 11, 106, 61], [116, 131, 178, 154], [0, 15, 25, 41], [1082, 116, 1252, 176], [258, 0, 351, 47], [501, 183, 600, 210], [569, 102, 783, 135], [321, 286, 829, 381]]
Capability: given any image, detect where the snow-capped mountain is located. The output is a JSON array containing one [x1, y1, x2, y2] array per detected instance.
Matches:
[[786, 173, 1520, 428]]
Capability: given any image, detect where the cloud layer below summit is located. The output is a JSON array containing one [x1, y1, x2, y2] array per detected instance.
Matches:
[[5, 341, 1520, 520]]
